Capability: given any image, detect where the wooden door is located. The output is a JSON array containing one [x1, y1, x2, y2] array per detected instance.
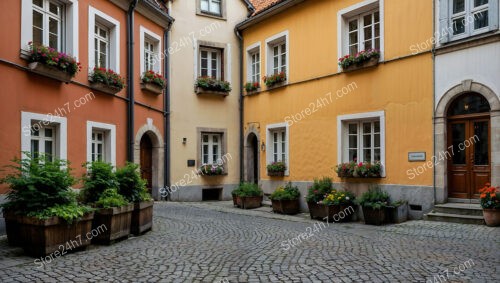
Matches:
[[140, 135, 153, 191], [447, 118, 490, 199]]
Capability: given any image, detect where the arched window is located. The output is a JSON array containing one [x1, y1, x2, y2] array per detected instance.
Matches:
[[448, 93, 490, 116]]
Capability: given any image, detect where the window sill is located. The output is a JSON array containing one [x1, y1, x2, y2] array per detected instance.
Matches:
[[140, 82, 164, 95], [341, 57, 379, 73], [196, 11, 226, 21], [195, 87, 229, 97], [435, 32, 500, 55], [89, 81, 123, 95], [244, 88, 261, 96], [267, 171, 285, 177], [265, 81, 288, 91]]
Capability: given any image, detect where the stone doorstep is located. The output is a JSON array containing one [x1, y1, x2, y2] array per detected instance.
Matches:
[[424, 202, 485, 225], [433, 203, 483, 216], [423, 212, 485, 225]]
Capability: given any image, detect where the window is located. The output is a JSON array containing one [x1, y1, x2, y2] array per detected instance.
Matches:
[[88, 6, 120, 73], [266, 122, 289, 175], [200, 0, 222, 16], [21, 111, 67, 161], [201, 133, 222, 164], [21, 0, 78, 57], [199, 47, 222, 79], [265, 31, 289, 79], [250, 52, 260, 83], [347, 10, 380, 55], [337, 111, 385, 175], [94, 24, 109, 69], [86, 121, 116, 166], [140, 26, 162, 74]]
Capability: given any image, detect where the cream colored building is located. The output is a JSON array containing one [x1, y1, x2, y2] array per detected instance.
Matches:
[[166, 0, 252, 201]]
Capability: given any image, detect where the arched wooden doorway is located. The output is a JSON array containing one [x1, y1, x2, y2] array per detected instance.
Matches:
[[447, 93, 491, 200], [140, 134, 153, 192], [245, 132, 259, 184]]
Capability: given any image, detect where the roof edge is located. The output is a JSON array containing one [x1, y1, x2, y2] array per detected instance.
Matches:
[[236, 0, 305, 31]]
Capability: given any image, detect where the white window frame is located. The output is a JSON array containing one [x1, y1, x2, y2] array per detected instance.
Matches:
[[201, 133, 223, 165], [30, 126, 56, 160], [265, 31, 289, 80], [194, 40, 231, 84], [266, 122, 290, 176], [200, 0, 222, 16], [88, 6, 120, 74], [346, 9, 381, 56], [21, 111, 67, 161], [31, 0, 63, 51], [246, 42, 261, 83], [21, 0, 79, 59], [91, 130, 105, 162], [140, 26, 162, 75], [94, 23, 110, 69], [199, 46, 222, 79], [86, 121, 116, 166], [337, 111, 386, 176], [449, 0, 492, 40], [338, 0, 384, 72]]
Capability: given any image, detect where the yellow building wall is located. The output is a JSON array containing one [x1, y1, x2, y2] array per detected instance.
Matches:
[[242, 0, 434, 187]]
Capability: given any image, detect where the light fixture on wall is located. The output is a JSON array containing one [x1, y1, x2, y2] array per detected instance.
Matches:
[[261, 141, 266, 152], [464, 103, 470, 111], [182, 138, 187, 144]]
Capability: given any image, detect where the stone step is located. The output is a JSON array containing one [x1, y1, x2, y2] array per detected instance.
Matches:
[[424, 212, 484, 225], [433, 203, 483, 216]]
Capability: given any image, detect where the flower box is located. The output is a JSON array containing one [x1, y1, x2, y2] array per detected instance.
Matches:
[[241, 196, 262, 209], [386, 203, 408, 224], [271, 199, 300, 215], [195, 86, 229, 97], [362, 206, 386, 226], [91, 204, 134, 244], [268, 171, 285, 177], [90, 82, 122, 95], [232, 195, 242, 207], [335, 161, 383, 178], [130, 201, 153, 235], [141, 82, 163, 95], [28, 62, 73, 83], [245, 88, 261, 95], [266, 81, 287, 90], [342, 56, 379, 73]]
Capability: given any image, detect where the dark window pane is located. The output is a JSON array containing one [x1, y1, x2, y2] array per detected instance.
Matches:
[[474, 11, 488, 29], [453, 0, 465, 13], [474, 121, 489, 165], [451, 123, 466, 164], [453, 17, 466, 34], [474, 0, 488, 7], [448, 93, 490, 116]]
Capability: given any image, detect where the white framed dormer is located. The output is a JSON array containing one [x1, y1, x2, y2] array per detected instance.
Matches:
[[193, 40, 232, 84], [140, 26, 162, 75], [86, 121, 116, 166], [265, 31, 289, 81], [266, 122, 290, 176], [88, 6, 120, 74], [337, 111, 386, 177], [20, 0, 79, 59], [246, 42, 261, 83], [21, 111, 67, 161], [337, 0, 385, 72]]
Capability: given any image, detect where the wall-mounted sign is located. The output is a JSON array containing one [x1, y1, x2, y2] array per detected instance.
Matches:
[[408, 152, 426, 162]]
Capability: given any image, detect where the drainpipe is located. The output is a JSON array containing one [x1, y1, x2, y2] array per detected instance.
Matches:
[[235, 28, 244, 183], [127, 0, 139, 162], [432, 0, 437, 206], [164, 17, 173, 200]]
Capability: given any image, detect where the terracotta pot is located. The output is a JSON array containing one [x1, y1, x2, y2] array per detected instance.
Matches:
[[271, 199, 300, 215], [131, 201, 154, 235], [483, 208, 500, 227]]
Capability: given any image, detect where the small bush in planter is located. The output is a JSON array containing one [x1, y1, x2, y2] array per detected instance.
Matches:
[[95, 188, 129, 208], [267, 161, 287, 176], [270, 182, 300, 215], [234, 183, 263, 209], [80, 161, 119, 204], [358, 187, 390, 225], [305, 177, 333, 220], [263, 72, 286, 87]]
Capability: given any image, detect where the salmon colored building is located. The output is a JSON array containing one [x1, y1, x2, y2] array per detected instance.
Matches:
[[238, 0, 435, 218], [0, 0, 173, 199]]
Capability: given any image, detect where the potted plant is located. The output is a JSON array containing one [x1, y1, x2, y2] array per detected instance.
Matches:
[[338, 49, 380, 72], [244, 82, 260, 94], [141, 70, 166, 95], [479, 183, 500, 227], [322, 190, 356, 222], [335, 160, 382, 178], [267, 161, 287, 177], [80, 161, 133, 244], [358, 187, 390, 226], [27, 42, 81, 83], [270, 182, 301, 215], [386, 200, 408, 224], [305, 177, 333, 220], [195, 76, 231, 96], [263, 72, 286, 88], [234, 183, 263, 209], [0, 155, 94, 256], [199, 163, 224, 176], [116, 163, 153, 235], [89, 67, 125, 95]]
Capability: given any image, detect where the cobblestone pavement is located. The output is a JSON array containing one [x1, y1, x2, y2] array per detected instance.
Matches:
[[0, 202, 499, 283]]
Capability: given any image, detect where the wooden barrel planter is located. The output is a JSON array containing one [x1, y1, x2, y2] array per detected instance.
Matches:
[[3, 210, 24, 246], [232, 195, 242, 207], [272, 199, 300, 215], [362, 206, 386, 226], [91, 204, 134, 244], [131, 201, 154, 236], [17, 212, 94, 257], [241, 196, 263, 209]]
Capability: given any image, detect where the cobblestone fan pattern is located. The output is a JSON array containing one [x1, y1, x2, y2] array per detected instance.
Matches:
[[0, 202, 499, 283]]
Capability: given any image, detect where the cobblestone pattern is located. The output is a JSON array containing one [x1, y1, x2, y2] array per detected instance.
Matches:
[[0, 202, 499, 283]]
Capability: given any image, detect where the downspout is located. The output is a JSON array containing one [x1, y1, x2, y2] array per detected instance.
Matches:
[[164, 17, 173, 200], [127, 0, 139, 162], [432, 1, 437, 206], [235, 28, 244, 183]]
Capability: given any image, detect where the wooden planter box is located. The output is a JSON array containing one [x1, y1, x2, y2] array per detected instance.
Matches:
[[271, 199, 300, 215], [342, 57, 379, 73], [232, 195, 242, 207], [245, 88, 260, 95], [307, 202, 328, 220], [17, 212, 94, 257], [240, 196, 262, 209], [4, 210, 24, 246], [141, 82, 164, 95], [386, 203, 408, 224], [195, 87, 229, 97], [131, 201, 154, 235], [28, 62, 73, 83], [362, 206, 386, 226], [89, 82, 122, 95], [267, 171, 285, 177], [265, 81, 286, 90], [91, 204, 134, 244]]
